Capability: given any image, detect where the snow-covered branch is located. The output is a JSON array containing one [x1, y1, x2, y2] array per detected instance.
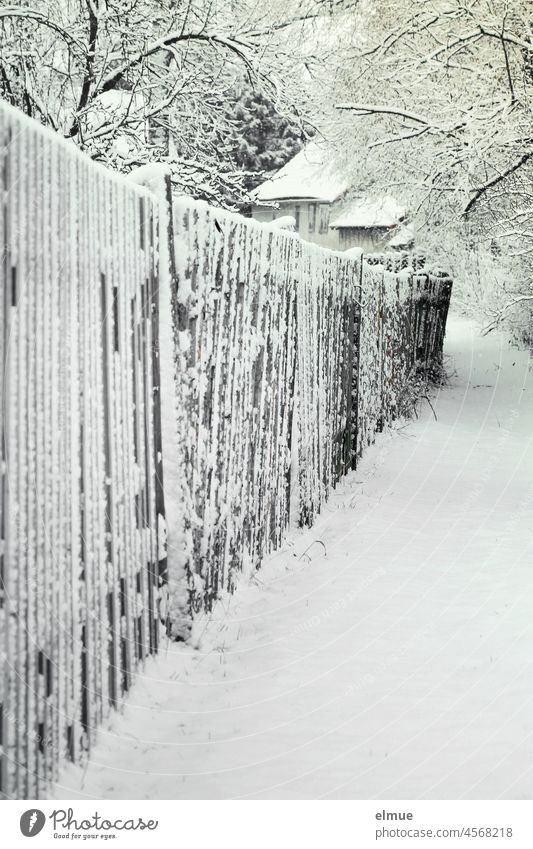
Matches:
[[0, 0, 333, 206], [0, 6, 83, 49], [335, 102, 431, 126], [464, 150, 533, 217]]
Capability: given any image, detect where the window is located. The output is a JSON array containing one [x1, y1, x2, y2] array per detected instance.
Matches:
[[308, 202, 317, 233], [294, 205, 300, 231], [319, 204, 330, 234]]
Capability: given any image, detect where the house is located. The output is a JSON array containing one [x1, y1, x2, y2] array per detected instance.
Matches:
[[329, 196, 408, 252], [251, 144, 411, 253], [251, 142, 348, 250]]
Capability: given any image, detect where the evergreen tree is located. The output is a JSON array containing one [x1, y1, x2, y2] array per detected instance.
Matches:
[[226, 86, 309, 196]]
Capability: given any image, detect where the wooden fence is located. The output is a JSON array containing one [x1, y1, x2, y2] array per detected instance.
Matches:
[[169, 201, 452, 617], [0, 102, 452, 798], [0, 103, 166, 798]]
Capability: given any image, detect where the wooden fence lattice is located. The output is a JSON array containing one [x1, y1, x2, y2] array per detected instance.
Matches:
[[0, 103, 166, 799], [170, 201, 452, 616], [0, 102, 452, 799]]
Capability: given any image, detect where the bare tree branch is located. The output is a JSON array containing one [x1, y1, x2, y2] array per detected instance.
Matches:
[[335, 101, 431, 125], [0, 7, 82, 50], [464, 151, 533, 218], [95, 30, 258, 96]]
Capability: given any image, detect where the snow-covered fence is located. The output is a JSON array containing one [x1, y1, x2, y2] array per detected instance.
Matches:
[[295, 245, 359, 527], [169, 203, 360, 618], [0, 101, 452, 797], [365, 251, 427, 272], [168, 202, 452, 617], [0, 103, 166, 798], [168, 203, 298, 613], [357, 262, 452, 452]]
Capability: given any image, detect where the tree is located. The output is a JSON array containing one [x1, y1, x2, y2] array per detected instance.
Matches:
[[323, 0, 533, 336], [0, 0, 360, 207], [225, 84, 308, 197]]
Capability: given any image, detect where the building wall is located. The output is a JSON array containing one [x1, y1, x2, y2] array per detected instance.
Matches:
[[251, 203, 397, 254], [336, 226, 392, 253], [252, 200, 341, 251]]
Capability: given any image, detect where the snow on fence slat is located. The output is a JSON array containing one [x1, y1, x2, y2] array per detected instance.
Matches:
[[168, 202, 452, 618], [0, 102, 165, 799]]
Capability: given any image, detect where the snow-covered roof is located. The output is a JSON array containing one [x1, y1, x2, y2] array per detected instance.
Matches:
[[388, 224, 415, 248], [252, 142, 348, 203], [330, 196, 406, 229]]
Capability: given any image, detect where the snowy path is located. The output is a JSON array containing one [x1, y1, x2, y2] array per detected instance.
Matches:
[[54, 315, 533, 800]]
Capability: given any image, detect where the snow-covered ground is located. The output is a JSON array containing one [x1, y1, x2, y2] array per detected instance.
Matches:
[[52, 314, 533, 800]]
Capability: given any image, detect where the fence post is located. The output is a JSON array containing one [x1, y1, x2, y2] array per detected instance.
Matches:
[[377, 269, 385, 433], [351, 255, 364, 468], [129, 166, 176, 633], [285, 265, 298, 525], [0, 117, 10, 799], [152, 174, 174, 597]]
